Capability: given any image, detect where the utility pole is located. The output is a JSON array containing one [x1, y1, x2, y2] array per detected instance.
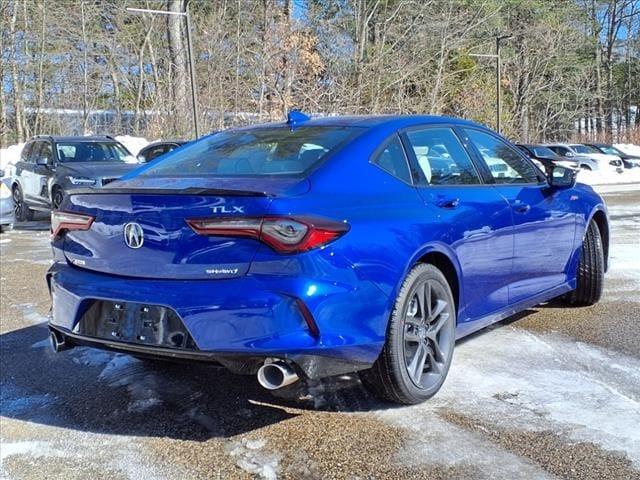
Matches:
[[470, 34, 512, 134], [126, 3, 200, 138]]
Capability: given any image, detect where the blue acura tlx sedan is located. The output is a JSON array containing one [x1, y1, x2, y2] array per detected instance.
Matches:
[[47, 113, 608, 404]]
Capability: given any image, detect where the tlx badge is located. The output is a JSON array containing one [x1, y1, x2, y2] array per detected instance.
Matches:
[[211, 206, 245, 214]]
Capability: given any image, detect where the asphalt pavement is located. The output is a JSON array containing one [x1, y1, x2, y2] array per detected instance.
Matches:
[[1, 187, 639, 480]]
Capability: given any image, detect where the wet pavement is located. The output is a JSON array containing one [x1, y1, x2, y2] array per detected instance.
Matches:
[[1, 186, 639, 480]]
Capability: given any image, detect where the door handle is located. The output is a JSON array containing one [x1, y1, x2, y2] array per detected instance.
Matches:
[[513, 203, 531, 214], [435, 198, 460, 209]]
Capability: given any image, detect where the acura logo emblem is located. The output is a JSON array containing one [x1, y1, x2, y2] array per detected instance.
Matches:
[[123, 222, 144, 249]]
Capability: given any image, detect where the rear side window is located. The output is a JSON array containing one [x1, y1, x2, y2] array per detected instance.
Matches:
[[371, 136, 412, 183], [465, 129, 540, 184], [140, 126, 362, 177], [405, 128, 480, 185]]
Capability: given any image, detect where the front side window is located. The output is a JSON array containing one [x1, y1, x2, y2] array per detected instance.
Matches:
[[371, 136, 412, 183], [40, 142, 54, 163], [56, 142, 134, 163], [571, 145, 599, 155], [406, 128, 480, 185], [465, 129, 540, 184], [140, 126, 362, 177]]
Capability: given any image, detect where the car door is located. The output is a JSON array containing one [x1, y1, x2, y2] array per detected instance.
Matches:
[[21, 141, 43, 202], [25, 140, 54, 207], [464, 129, 576, 304], [401, 126, 514, 329]]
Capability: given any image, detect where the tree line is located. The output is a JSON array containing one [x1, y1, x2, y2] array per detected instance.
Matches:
[[1, 0, 639, 147]]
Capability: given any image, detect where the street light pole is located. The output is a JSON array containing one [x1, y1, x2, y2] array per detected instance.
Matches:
[[126, 4, 200, 139], [495, 35, 511, 135], [470, 35, 511, 134]]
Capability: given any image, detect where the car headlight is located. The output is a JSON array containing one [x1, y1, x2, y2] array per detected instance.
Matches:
[[67, 176, 96, 186], [0, 182, 11, 199]]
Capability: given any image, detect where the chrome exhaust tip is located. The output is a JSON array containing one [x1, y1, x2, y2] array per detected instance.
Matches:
[[257, 360, 299, 390], [49, 330, 69, 353]]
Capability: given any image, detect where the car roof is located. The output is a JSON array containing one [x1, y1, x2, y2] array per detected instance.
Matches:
[[30, 135, 121, 143], [242, 114, 481, 130]]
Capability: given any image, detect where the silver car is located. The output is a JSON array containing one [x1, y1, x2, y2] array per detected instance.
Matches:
[[0, 168, 16, 232]]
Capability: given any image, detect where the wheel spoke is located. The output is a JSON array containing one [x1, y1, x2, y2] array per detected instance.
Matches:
[[431, 335, 445, 362], [428, 299, 447, 323], [424, 281, 432, 320], [408, 341, 428, 384], [428, 311, 449, 337]]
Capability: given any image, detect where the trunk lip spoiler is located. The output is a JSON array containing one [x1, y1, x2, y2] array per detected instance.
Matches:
[[67, 187, 270, 197]]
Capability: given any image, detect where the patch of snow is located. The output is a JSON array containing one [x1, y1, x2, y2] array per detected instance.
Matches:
[[380, 327, 640, 468], [71, 346, 114, 366], [31, 338, 51, 349], [614, 143, 640, 156], [115, 135, 151, 156], [0, 441, 52, 465], [227, 438, 280, 480], [577, 168, 640, 186], [98, 354, 163, 413], [0, 143, 24, 172]]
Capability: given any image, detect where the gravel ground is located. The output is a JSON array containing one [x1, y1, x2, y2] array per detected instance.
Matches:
[[1, 187, 639, 480]]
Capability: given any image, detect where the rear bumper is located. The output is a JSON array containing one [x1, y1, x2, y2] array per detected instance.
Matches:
[[47, 262, 389, 378]]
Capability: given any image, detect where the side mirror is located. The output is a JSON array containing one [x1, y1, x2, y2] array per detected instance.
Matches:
[[36, 157, 51, 166], [137, 154, 146, 163], [564, 152, 575, 158], [548, 165, 577, 188]]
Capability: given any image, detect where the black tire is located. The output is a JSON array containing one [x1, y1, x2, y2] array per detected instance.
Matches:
[[360, 264, 456, 405], [12, 184, 34, 222], [580, 164, 592, 171], [567, 221, 604, 306], [52, 187, 64, 210]]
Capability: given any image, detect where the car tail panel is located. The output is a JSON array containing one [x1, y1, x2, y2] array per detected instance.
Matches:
[[59, 192, 273, 279]]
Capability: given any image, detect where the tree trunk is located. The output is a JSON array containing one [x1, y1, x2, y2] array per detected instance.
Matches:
[[167, 0, 188, 134]]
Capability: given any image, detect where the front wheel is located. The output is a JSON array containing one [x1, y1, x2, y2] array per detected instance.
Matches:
[[360, 264, 456, 405], [13, 185, 34, 222], [52, 187, 64, 210], [566, 221, 604, 306]]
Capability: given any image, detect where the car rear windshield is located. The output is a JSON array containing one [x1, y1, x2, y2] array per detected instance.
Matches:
[[56, 142, 134, 163], [139, 126, 362, 177]]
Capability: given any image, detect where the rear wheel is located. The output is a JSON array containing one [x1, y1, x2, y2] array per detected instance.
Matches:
[[12, 185, 34, 222], [567, 221, 604, 306], [360, 264, 456, 405]]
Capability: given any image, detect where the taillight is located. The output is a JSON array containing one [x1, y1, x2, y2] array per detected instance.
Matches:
[[186, 216, 349, 254], [51, 211, 95, 239]]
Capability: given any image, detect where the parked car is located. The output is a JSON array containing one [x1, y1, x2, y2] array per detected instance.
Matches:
[[11, 135, 141, 220], [0, 169, 15, 232], [47, 113, 608, 405], [516, 144, 579, 172], [137, 140, 188, 163], [585, 143, 640, 169], [545, 143, 622, 172]]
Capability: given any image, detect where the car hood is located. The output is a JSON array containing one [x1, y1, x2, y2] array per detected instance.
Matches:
[[575, 153, 620, 163], [58, 162, 143, 178]]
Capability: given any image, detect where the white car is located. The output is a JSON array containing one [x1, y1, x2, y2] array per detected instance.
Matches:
[[545, 143, 622, 172]]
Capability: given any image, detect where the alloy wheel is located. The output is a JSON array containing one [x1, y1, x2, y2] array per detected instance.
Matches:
[[13, 187, 23, 218], [402, 279, 454, 390]]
